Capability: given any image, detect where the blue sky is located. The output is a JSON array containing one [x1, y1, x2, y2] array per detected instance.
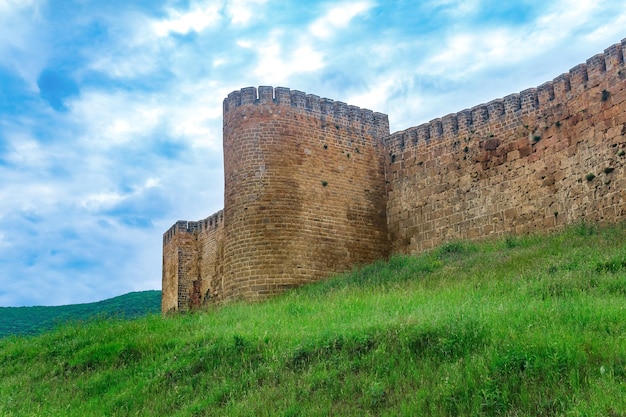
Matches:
[[1, 0, 625, 306]]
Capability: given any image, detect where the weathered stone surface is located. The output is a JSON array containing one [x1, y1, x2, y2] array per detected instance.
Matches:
[[163, 39, 626, 312]]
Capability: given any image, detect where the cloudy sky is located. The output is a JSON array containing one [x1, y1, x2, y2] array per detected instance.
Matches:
[[1, 0, 625, 307]]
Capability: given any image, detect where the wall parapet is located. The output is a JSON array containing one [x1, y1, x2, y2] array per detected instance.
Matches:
[[223, 86, 389, 133], [384, 38, 626, 154], [163, 209, 224, 245]]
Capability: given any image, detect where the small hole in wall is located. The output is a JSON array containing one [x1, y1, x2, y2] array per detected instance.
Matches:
[[323, 144, 328, 149], [601, 90, 610, 102]]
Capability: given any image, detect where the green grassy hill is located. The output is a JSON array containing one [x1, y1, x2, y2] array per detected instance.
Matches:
[[1, 223, 626, 416], [0, 290, 161, 338]]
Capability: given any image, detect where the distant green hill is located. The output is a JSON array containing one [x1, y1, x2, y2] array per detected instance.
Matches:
[[0, 290, 161, 338], [1, 224, 626, 416]]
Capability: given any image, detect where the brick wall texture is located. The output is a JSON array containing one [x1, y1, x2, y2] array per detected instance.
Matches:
[[163, 38, 626, 312]]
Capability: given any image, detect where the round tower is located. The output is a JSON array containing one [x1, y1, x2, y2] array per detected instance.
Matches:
[[221, 86, 390, 301]]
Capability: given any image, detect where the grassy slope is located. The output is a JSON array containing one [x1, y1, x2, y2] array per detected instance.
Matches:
[[0, 290, 161, 338], [1, 223, 626, 416]]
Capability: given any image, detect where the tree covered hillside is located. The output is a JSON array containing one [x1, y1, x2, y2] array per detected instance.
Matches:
[[0, 290, 160, 338]]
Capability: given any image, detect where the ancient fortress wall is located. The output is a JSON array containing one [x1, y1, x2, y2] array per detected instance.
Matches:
[[162, 211, 224, 313], [221, 86, 390, 301], [385, 39, 626, 253], [163, 39, 626, 312]]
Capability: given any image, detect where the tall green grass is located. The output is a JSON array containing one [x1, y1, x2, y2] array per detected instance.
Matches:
[[1, 223, 626, 416]]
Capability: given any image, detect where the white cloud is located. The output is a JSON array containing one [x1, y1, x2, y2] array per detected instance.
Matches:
[[225, 0, 268, 25], [0, 231, 9, 248], [80, 178, 161, 211], [74, 88, 222, 153], [253, 30, 325, 83], [69, 90, 166, 147], [80, 191, 126, 211], [0, 0, 39, 13], [417, 0, 620, 81], [582, 9, 626, 44], [423, 0, 479, 18], [347, 78, 398, 114], [153, 2, 223, 37], [0, 0, 46, 89], [309, 1, 374, 39], [419, 29, 514, 79]]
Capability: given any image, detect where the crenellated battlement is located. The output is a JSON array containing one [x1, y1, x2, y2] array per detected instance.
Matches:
[[162, 210, 224, 245], [223, 86, 389, 133], [385, 38, 626, 155]]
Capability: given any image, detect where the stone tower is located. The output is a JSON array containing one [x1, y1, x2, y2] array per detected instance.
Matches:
[[221, 86, 391, 301], [162, 86, 391, 312]]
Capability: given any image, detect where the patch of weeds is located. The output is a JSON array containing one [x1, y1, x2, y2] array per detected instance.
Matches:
[[363, 381, 387, 411], [595, 258, 626, 273], [606, 278, 626, 295], [585, 173, 596, 182], [286, 334, 376, 371], [464, 146, 469, 153], [604, 167, 615, 174], [321, 180, 328, 187], [438, 241, 478, 259], [571, 220, 597, 237], [601, 89, 611, 102], [555, 121, 561, 128], [504, 235, 523, 249], [355, 147, 360, 154], [532, 135, 541, 143], [618, 149, 625, 157], [406, 319, 487, 360], [323, 144, 328, 149]]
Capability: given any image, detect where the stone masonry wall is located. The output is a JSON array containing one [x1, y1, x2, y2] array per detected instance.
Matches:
[[161, 211, 224, 312], [163, 39, 626, 313], [197, 211, 225, 301], [221, 86, 390, 301], [385, 39, 626, 253]]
